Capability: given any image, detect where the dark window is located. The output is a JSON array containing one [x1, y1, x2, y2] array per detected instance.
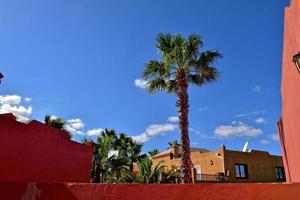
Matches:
[[235, 164, 248, 178], [169, 153, 174, 160], [275, 167, 285, 180]]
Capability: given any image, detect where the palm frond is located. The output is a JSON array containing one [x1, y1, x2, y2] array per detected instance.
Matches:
[[143, 60, 168, 79], [189, 67, 219, 86], [147, 78, 168, 93], [166, 79, 177, 93], [186, 34, 203, 58], [197, 50, 222, 67], [156, 33, 174, 54]]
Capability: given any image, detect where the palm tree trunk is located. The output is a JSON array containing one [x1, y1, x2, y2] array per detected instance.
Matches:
[[176, 67, 192, 183], [129, 162, 134, 174]]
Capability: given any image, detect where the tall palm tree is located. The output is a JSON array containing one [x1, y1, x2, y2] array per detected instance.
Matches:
[[142, 33, 221, 183], [44, 115, 71, 138]]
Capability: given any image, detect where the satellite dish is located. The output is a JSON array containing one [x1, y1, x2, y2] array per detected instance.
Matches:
[[242, 141, 248, 152]]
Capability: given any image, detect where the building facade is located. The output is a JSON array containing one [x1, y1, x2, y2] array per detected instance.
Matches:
[[279, 0, 300, 183], [152, 145, 285, 183]]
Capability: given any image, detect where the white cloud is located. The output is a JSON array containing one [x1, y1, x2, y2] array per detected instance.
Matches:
[[252, 85, 261, 93], [24, 97, 32, 102], [67, 119, 84, 129], [132, 123, 177, 143], [270, 133, 279, 141], [260, 139, 270, 145], [236, 110, 266, 118], [167, 116, 178, 123], [231, 120, 244, 125], [0, 95, 21, 105], [198, 106, 208, 112], [255, 117, 267, 124], [0, 95, 32, 122], [134, 79, 148, 89], [214, 123, 263, 138], [86, 128, 104, 136], [65, 118, 85, 135]]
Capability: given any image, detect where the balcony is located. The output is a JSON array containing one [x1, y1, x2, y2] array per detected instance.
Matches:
[[195, 174, 229, 183]]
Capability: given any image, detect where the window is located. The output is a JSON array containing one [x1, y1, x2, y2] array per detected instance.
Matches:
[[235, 164, 248, 178], [275, 167, 285, 180]]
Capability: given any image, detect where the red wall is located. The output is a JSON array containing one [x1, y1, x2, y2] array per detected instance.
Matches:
[[280, 0, 300, 182], [0, 113, 93, 183], [1, 182, 300, 200]]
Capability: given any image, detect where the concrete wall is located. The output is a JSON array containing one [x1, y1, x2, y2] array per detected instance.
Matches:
[[280, 0, 300, 182], [1, 181, 300, 200], [224, 150, 284, 182], [0, 113, 93, 182]]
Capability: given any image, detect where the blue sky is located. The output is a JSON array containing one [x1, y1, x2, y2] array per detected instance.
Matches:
[[0, 0, 289, 155]]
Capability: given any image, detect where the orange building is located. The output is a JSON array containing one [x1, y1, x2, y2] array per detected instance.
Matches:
[[152, 145, 285, 183]]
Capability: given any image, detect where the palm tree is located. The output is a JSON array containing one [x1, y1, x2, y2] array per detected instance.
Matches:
[[136, 159, 165, 184], [168, 140, 181, 147], [90, 129, 146, 183], [142, 33, 221, 183], [91, 129, 117, 183], [161, 166, 182, 183], [148, 148, 160, 157], [115, 133, 146, 174], [44, 115, 71, 138]]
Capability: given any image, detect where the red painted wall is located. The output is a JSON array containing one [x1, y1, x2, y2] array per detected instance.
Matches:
[[280, 0, 300, 182], [1, 182, 300, 200], [0, 113, 93, 183]]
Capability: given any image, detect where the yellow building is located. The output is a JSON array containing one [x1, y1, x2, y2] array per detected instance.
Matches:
[[152, 145, 285, 183]]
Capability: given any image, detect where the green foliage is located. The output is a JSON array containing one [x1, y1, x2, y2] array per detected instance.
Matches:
[[160, 166, 182, 183], [88, 129, 146, 183], [148, 148, 160, 157], [142, 33, 221, 94], [136, 158, 164, 184], [142, 33, 221, 183], [168, 140, 181, 147], [119, 158, 182, 184], [44, 115, 71, 138]]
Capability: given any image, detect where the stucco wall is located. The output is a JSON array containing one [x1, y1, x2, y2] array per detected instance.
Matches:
[[0, 113, 93, 182], [152, 147, 224, 174], [224, 150, 284, 182], [280, 0, 300, 182], [2, 181, 300, 200]]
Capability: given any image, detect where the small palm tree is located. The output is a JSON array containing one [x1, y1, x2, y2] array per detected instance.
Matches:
[[168, 140, 181, 147], [91, 129, 117, 183], [142, 33, 221, 183], [161, 166, 182, 183], [148, 148, 160, 157], [44, 115, 71, 138], [136, 159, 165, 184]]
